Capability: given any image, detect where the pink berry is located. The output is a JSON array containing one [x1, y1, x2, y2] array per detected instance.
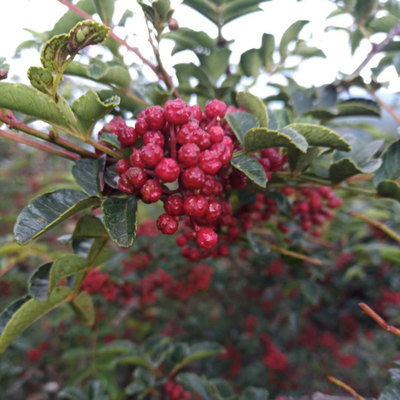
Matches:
[[116, 159, 130, 174], [183, 196, 208, 217], [143, 130, 165, 147], [164, 195, 184, 216], [181, 167, 205, 189], [205, 99, 227, 118], [118, 126, 137, 147], [178, 143, 201, 167], [126, 167, 147, 188], [209, 126, 224, 143], [164, 99, 191, 125]]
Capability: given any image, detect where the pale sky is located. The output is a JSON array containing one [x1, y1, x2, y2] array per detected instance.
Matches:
[[0, 0, 399, 97]]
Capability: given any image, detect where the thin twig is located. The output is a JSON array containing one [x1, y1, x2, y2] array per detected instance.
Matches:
[[0, 129, 79, 161], [348, 210, 400, 244], [359, 302, 400, 337], [346, 21, 400, 81], [328, 377, 365, 400], [0, 110, 98, 158], [57, 0, 158, 74], [369, 90, 400, 125]]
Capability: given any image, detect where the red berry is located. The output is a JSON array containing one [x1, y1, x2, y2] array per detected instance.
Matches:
[[155, 158, 180, 182], [196, 227, 218, 249], [140, 143, 164, 168], [230, 169, 247, 189], [164, 99, 191, 125], [177, 121, 200, 145], [157, 213, 179, 235], [178, 143, 201, 167], [201, 175, 216, 195], [126, 167, 147, 188], [190, 105, 203, 121], [130, 148, 145, 168], [176, 234, 187, 246], [118, 126, 137, 147], [181, 167, 205, 189], [199, 150, 222, 174], [116, 159, 130, 174], [164, 195, 184, 216], [205, 99, 227, 118], [143, 130, 165, 147], [209, 126, 224, 143], [197, 131, 211, 150], [183, 196, 208, 217], [135, 118, 148, 136], [140, 179, 162, 203], [205, 201, 222, 222], [118, 175, 134, 194], [144, 105, 165, 130]]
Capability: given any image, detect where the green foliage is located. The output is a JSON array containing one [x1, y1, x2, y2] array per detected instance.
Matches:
[[231, 156, 268, 188]]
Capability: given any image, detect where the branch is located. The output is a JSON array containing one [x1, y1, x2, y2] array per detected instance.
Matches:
[[0, 110, 98, 158], [328, 377, 365, 400], [347, 21, 400, 81], [0, 129, 79, 161], [369, 89, 400, 125], [348, 210, 400, 244], [57, 0, 158, 75], [359, 302, 400, 337]]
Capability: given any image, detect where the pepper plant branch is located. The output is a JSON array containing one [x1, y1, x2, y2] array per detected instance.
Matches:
[[368, 89, 400, 125], [328, 376, 365, 400], [0, 110, 98, 159], [0, 128, 79, 161], [57, 0, 159, 76], [348, 210, 400, 244], [359, 302, 400, 337], [347, 20, 400, 81]]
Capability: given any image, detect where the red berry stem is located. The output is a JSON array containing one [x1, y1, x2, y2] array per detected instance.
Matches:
[[169, 124, 177, 160]]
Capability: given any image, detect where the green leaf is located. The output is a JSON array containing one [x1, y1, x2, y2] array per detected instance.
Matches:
[[101, 196, 138, 247], [244, 127, 308, 153], [231, 156, 267, 188], [176, 373, 214, 400], [259, 33, 275, 70], [225, 112, 259, 144], [279, 20, 309, 58], [293, 42, 325, 58], [133, 367, 156, 386], [181, 0, 218, 25], [27, 67, 54, 95], [40, 33, 70, 73], [354, 0, 378, 20], [100, 133, 121, 150], [14, 189, 99, 245], [88, 381, 110, 400], [222, 0, 268, 25], [153, 0, 172, 20], [199, 47, 231, 82], [97, 89, 145, 114], [112, 349, 152, 369], [288, 147, 320, 172], [48, 255, 89, 293], [0, 296, 31, 335], [67, 20, 109, 55], [71, 291, 95, 327], [240, 49, 262, 77], [170, 342, 224, 375], [65, 59, 131, 89], [144, 335, 173, 367], [125, 382, 146, 396], [29, 262, 52, 301], [72, 89, 120, 136], [377, 180, 400, 202], [367, 15, 399, 33], [164, 28, 215, 56], [237, 91, 268, 127], [285, 123, 351, 151], [0, 287, 71, 354], [267, 109, 291, 130], [97, 340, 136, 356], [373, 140, 400, 185], [72, 157, 106, 197], [240, 387, 269, 400], [330, 158, 382, 183], [0, 82, 78, 134], [379, 381, 400, 400], [72, 215, 108, 263], [59, 387, 88, 400], [92, 0, 115, 25], [104, 163, 119, 189]]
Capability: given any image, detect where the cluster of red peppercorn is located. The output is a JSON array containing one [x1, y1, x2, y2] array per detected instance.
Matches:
[[164, 381, 191, 400], [109, 98, 239, 260]]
